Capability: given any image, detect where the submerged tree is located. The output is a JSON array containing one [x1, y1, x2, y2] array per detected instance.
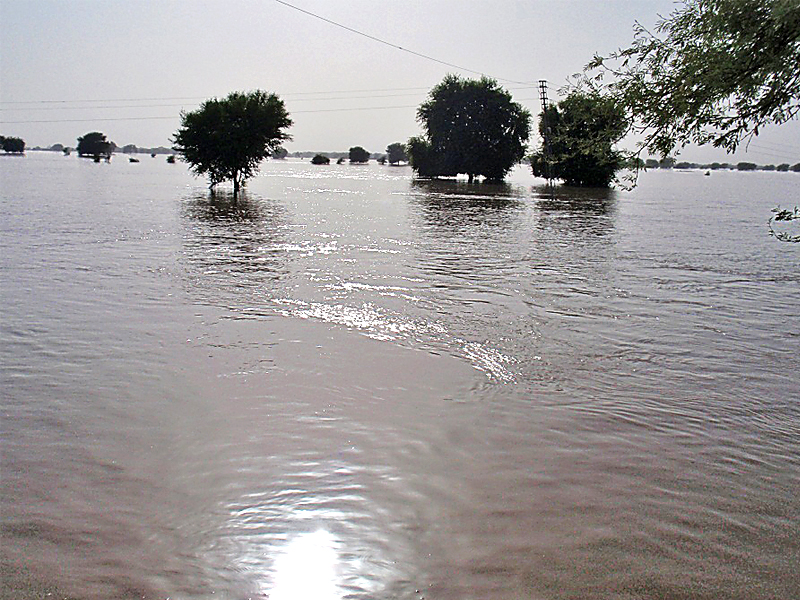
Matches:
[[386, 142, 408, 165], [349, 146, 370, 163], [580, 0, 800, 157], [406, 135, 455, 178], [408, 75, 531, 182], [77, 132, 112, 159], [530, 91, 627, 188], [311, 153, 330, 165], [1, 135, 25, 154], [173, 90, 292, 197]]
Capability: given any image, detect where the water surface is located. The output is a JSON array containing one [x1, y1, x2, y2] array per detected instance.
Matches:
[[1, 153, 798, 599]]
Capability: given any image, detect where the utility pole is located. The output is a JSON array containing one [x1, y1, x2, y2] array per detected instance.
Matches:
[[538, 80, 553, 186]]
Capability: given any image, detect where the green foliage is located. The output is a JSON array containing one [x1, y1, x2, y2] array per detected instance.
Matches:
[[406, 136, 453, 177], [581, 0, 800, 156], [777, 163, 790, 172], [173, 90, 292, 196], [311, 154, 330, 165], [1, 135, 25, 154], [530, 92, 627, 188], [737, 162, 758, 171], [349, 146, 370, 163], [77, 132, 112, 158], [386, 142, 408, 164], [769, 206, 800, 242], [408, 75, 531, 181]]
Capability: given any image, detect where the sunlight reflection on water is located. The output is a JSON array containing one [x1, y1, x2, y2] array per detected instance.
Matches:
[[268, 529, 340, 600]]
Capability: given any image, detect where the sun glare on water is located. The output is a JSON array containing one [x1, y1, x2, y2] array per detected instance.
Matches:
[[268, 529, 341, 600]]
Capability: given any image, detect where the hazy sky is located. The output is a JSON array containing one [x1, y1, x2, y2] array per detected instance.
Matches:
[[2, 0, 798, 164]]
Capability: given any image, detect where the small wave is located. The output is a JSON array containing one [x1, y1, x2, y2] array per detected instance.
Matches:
[[271, 298, 516, 382]]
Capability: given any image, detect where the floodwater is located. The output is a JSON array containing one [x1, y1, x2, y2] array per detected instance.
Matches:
[[1, 152, 798, 599]]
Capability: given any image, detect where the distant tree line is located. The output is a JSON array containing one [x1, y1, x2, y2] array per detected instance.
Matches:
[[642, 158, 800, 172], [119, 144, 174, 155], [307, 143, 408, 166], [288, 150, 401, 160]]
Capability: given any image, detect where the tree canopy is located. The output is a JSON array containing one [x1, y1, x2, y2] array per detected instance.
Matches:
[[386, 142, 408, 165], [1, 135, 25, 154], [580, 0, 800, 157], [349, 146, 370, 163], [173, 90, 292, 197], [407, 75, 531, 182], [77, 132, 113, 158], [530, 91, 628, 188], [311, 154, 330, 165]]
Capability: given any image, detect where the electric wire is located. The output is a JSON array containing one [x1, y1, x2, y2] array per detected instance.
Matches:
[[0, 87, 437, 105], [748, 140, 800, 153], [272, 0, 533, 86], [2, 2, 541, 118], [0, 87, 539, 112], [740, 147, 799, 161], [1, 98, 541, 124]]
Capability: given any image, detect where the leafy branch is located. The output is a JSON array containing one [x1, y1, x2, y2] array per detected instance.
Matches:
[[769, 206, 800, 243]]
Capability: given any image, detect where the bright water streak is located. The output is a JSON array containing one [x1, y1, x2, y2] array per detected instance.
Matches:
[[1, 153, 799, 599]]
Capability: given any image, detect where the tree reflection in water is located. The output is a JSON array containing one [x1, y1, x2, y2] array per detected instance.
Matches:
[[532, 184, 617, 239], [182, 189, 277, 224], [180, 191, 291, 310], [409, 179, 527, 232]]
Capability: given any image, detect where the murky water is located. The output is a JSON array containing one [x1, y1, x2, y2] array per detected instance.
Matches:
[[1, 153, 798, 599]]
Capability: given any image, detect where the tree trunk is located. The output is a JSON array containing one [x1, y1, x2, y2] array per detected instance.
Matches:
[[233, 171, 240, 199]]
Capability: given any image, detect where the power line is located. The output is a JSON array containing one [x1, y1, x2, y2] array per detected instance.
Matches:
[[2, 108, 422, 124], [294, 101, 543, 113], [748, 140, 800, 153], [0, 86, 539, 109], [1, 95, 422, 112], [0, 98, 542, 125], [0, 86, 433, 105], [740, 148, 798, 161], [272, 0, 534, 86], [0, 116, 179, 124]]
